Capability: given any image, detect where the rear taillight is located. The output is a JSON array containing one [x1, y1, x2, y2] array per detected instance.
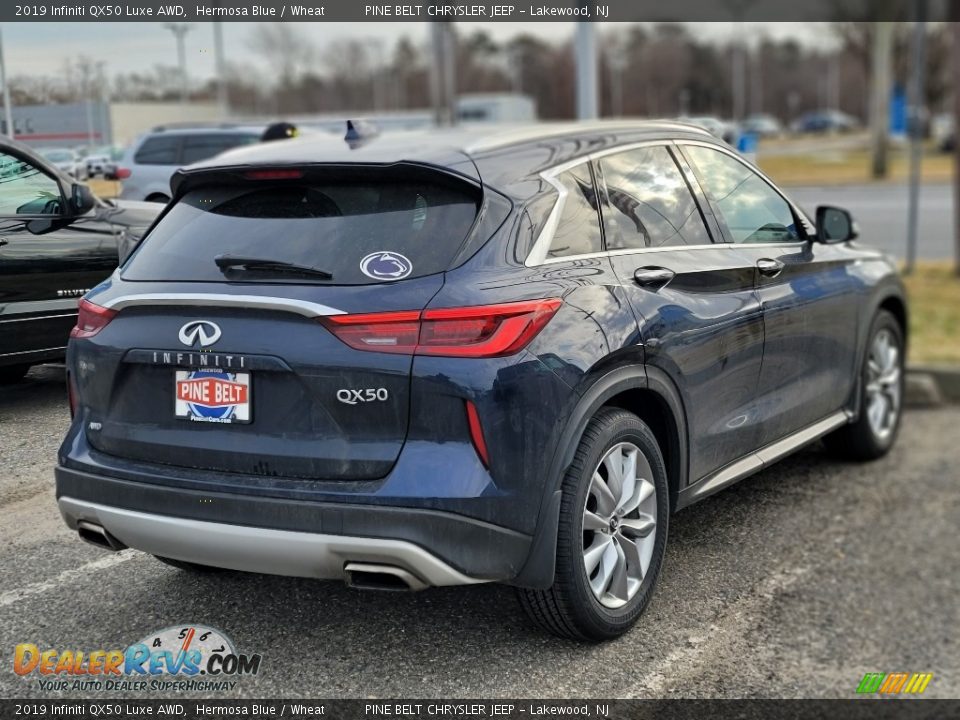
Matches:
[[114, 167, 131, 179], [71, 298, 117, 339], [320, 299, 561, 358]]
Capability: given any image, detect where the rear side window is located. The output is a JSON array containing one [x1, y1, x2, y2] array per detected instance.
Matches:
[[684, 146, 800, 244], [181, 133, 260, 165], [599, 146, 711, 249], [547, 164, 603, 259], [134, 136, 181, 165], [122, 174, 480, 285]]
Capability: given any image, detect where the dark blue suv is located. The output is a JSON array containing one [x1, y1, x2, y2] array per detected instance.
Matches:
[[57, 122, 907, 640]]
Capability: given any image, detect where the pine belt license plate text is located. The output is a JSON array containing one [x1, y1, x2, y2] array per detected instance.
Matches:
[[175, 370, 251, 424]]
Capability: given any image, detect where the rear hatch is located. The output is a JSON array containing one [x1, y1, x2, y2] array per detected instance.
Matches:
[[80, 164, 481, 480]]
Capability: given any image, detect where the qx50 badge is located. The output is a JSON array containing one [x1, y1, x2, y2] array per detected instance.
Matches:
[[337, 388, 390, 405], [179, 320, 222, 348]]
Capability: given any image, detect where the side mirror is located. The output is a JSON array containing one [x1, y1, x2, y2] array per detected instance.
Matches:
[[816, 205, 858, 243], [70, 182, 96, 216]]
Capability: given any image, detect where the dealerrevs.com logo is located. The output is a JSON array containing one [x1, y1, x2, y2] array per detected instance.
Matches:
[[13, 624, 262, 693]]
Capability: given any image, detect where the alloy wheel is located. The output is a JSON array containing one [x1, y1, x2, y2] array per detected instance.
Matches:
[[582, 442, 657, 609], [865, 328, 901, 441]]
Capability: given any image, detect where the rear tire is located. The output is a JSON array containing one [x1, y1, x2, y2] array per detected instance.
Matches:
[[0, 364, 31, 384], [154, 556, 223, 573], [517, 408, 669, 641], [824, 310, 904, 461]]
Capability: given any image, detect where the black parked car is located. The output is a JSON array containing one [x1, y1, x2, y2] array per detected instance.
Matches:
[[0, 139, 160, 383], [57, 122, 906, 641]]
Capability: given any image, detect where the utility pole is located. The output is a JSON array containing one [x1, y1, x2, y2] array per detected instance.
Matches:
[[0, 26, 14, 139], [213, 22, 228, 119], [870, 22, 895, 178], [905, 2, 927, 275], [575, 18, 598, 120], [164, 23, 193, 104]]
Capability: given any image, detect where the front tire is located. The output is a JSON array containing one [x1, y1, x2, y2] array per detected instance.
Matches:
[[824, 310, 904, 461], [518, 408, 669, 641]]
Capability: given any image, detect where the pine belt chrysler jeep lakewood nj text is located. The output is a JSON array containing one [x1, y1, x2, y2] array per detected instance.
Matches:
[[56, 122, 907, 640]]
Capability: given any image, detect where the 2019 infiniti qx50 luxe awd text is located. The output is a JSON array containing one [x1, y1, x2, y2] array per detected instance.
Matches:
[[57, 122, 907, 641]]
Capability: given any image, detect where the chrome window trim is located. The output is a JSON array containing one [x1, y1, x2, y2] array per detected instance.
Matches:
[[0, 298, 80, 316], [523, 138, 818, 267], [99, 293, 345, 318], [0, 313, 77, 324], [525, 140, 671, 268], [0, 345, 67, 358]]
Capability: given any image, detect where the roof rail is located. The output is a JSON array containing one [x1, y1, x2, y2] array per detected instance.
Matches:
[[150, 121, 256, 132], [464, 119, 712, 153]]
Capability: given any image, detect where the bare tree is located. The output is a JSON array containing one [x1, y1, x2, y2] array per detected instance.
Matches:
[[248, 24, 316, 112]]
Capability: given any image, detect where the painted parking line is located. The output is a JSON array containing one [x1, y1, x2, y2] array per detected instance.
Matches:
[[0, 550, 137, 609]]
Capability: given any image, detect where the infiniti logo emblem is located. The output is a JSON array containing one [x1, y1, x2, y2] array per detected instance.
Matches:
[[178, 320, 222, 348]]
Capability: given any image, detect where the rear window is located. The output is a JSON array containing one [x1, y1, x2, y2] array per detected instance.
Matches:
[[180, 133, 260, 164], [134, 136, 180, 165], [122, 175, 481, 285]]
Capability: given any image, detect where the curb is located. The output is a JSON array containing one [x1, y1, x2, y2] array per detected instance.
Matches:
[[906, 365, 960, 407]]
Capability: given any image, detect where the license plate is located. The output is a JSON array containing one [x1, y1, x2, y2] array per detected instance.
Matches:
[[174, 370, 251, 424]]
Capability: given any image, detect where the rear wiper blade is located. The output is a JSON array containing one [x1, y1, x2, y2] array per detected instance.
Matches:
[[214, 255, 333, 280]]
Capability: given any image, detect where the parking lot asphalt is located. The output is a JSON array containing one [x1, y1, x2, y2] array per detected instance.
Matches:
[[1, 365, 957, 699]]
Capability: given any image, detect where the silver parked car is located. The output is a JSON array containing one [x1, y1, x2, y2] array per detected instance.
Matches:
[[38, 147, 88, 180], [118, 125, 262, 203]]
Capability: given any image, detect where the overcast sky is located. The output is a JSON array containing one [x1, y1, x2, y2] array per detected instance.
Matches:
[[3, 22, 833, 80]]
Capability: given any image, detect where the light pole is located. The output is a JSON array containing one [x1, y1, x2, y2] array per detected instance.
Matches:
[[0, 26, 14, 138], [605, 35, 628, 118], [905, 2, 927, 275], [575, 18, 598, 120], [723, 0, 756, 121], [213, 22, 228, 118], [164, 22, 193, 104], [430, 22, 457, 126]]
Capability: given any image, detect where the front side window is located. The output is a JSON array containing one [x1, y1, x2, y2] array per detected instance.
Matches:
[[599, 146, 711, 250], [547, 164, 603, 259], [0, 152, 63, 215], [684, 145, 800, 244]]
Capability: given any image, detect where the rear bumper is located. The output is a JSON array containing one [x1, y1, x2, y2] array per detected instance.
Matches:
[[55, 465, 532, 585]]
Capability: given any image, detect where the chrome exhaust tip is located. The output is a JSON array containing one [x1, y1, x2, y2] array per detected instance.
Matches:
[[76, 520, 127, 552], [343, 562, 427, 592]]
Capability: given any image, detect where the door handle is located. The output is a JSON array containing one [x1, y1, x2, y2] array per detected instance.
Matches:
[[757, 258, 785, 278], [633, 266, 675, 290], [0, 238, 8, 248]]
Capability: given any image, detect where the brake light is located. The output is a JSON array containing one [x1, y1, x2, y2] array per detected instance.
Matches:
[[320, 299, 561, 358], [243, 169, 304, 180], [71, 298, 117, 339], [114, 167, 131, 179]]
